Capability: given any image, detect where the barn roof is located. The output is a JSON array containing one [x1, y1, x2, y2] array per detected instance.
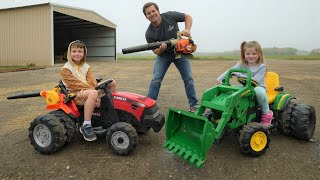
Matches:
[[0, 2, 117, 29]]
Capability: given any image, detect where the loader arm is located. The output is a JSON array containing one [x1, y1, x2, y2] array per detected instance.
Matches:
[[164, 68, 256, 168]]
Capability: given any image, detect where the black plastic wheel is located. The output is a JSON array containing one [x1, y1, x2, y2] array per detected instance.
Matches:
[[290, 104, 316, 141], [29, 114, 66, 154], [49, 110, 77, 143], [278, 102, 295, 136], [239, 122, 270, 156], [106, 122, 138, 155]]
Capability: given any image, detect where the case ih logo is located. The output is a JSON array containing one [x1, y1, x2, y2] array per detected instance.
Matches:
[[113, 96, 126, 101]]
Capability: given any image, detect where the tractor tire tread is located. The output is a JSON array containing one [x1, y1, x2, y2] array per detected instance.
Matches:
[[49, 110, 77, 143], [239, 122, 270, 156], [28, 114, 65, 154], [106, 122, 138, 155], [290, 104, 316, 141], [278, 102, 295, 135]]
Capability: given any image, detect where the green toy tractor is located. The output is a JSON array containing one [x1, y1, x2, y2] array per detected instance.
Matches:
[[164, 68, 316, 168]]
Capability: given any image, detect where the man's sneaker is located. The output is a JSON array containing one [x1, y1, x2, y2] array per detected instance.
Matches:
[[189, 105, 198, 113], [260, 110, 273, 127], [79, 124, 97, 141]]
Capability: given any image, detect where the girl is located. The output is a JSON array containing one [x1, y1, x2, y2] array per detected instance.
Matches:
[[216, 41, 273, 126], [60, 40, 116, 141]]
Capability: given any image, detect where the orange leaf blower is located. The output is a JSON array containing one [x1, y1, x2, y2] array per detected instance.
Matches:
[[122, 32, 197, 59]]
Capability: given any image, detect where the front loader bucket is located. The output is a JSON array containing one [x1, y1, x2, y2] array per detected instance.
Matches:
[[164, 108, 215, 168]]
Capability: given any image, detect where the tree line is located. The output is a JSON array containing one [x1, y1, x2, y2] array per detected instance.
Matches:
[[211, 47, 320, 56], [264, 47, 320, 56]]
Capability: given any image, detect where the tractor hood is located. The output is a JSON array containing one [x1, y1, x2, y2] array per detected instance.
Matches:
[[112, 91, 156, 108]]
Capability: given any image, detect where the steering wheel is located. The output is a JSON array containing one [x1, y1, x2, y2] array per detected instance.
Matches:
[[95, 79, 113, 90], [237, 77, 259, 87]]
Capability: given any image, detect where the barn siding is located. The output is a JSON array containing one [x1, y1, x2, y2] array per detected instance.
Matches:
[[0, 4, 52, 66]]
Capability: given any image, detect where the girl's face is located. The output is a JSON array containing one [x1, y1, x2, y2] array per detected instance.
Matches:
[[244, 47, 259, 65], [70, 47, 84, 64]]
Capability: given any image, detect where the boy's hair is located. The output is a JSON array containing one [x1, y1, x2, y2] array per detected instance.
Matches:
[[70, 40, 86, 50], [240, 41, 264, 65], [143, 2, 159, 15], [68, 40, 87, 63]]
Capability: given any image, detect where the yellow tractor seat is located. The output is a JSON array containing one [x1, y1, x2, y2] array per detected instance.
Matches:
[[265, 72, 283, 104]]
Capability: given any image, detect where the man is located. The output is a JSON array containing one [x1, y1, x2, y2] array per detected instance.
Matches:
[[143, 2, 198, 112]]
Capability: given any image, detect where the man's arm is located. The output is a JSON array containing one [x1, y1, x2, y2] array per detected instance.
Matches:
[[183, 14, 192, 37], [152, 13, 192, 55]]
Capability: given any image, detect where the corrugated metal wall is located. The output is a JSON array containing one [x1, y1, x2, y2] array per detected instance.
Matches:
[[71, 27, 116, 60], [0, 3, 117, 66], [53, 6, 116, 29], [0, 5, 52, 66]]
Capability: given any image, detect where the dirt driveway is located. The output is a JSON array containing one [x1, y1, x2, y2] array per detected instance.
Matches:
[[0, 60, 319, 179]]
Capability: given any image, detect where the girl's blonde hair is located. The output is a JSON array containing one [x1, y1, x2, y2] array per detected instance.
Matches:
[[240, 41, 264, 65]]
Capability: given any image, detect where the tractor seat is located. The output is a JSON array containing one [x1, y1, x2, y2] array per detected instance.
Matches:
[[265, 72, 283, 104]]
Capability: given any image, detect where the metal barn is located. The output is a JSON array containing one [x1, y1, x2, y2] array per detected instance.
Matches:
[[0, 3, 117, 66]]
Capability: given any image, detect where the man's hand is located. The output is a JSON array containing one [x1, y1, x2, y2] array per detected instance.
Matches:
[[159, 43, 167, 51], [183, 14, 192, 37], [153, 42, 167, 55], [182, 29, 191, 37]]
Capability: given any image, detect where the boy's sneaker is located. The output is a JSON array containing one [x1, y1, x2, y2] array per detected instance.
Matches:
[[92, 126, 107, 135], [80, 124, 97, 141], [189, 105, 198, 113], [260, 110, 273, 127]]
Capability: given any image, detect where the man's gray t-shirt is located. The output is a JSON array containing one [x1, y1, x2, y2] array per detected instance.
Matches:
[[216, 62, 267, 89], [145, 11, 185, 56]]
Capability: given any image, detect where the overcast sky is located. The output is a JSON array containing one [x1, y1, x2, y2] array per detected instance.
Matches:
[[1, 0, 320, 52]]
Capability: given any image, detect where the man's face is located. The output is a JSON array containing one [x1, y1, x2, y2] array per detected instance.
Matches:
[[145, 5, 160, 23]]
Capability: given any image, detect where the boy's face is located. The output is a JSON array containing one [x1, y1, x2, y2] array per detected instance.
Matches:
[[70, 47, 84, 63]]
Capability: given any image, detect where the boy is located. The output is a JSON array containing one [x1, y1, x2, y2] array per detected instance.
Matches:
[[60, 40, 116, 141]]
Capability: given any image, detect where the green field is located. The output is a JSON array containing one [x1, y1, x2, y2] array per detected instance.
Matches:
[[1, 55, 319, 71], [118, 54, 320, 60], [0, 64, 45, 72]]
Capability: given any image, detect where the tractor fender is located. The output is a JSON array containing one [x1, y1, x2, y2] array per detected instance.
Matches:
[[273, 93, 296, 111]]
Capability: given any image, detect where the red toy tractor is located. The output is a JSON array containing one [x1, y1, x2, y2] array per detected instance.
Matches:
[[7, 79, 165, 155]]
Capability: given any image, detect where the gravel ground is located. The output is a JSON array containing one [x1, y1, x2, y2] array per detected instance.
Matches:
[[0, 59, 319, 179]]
